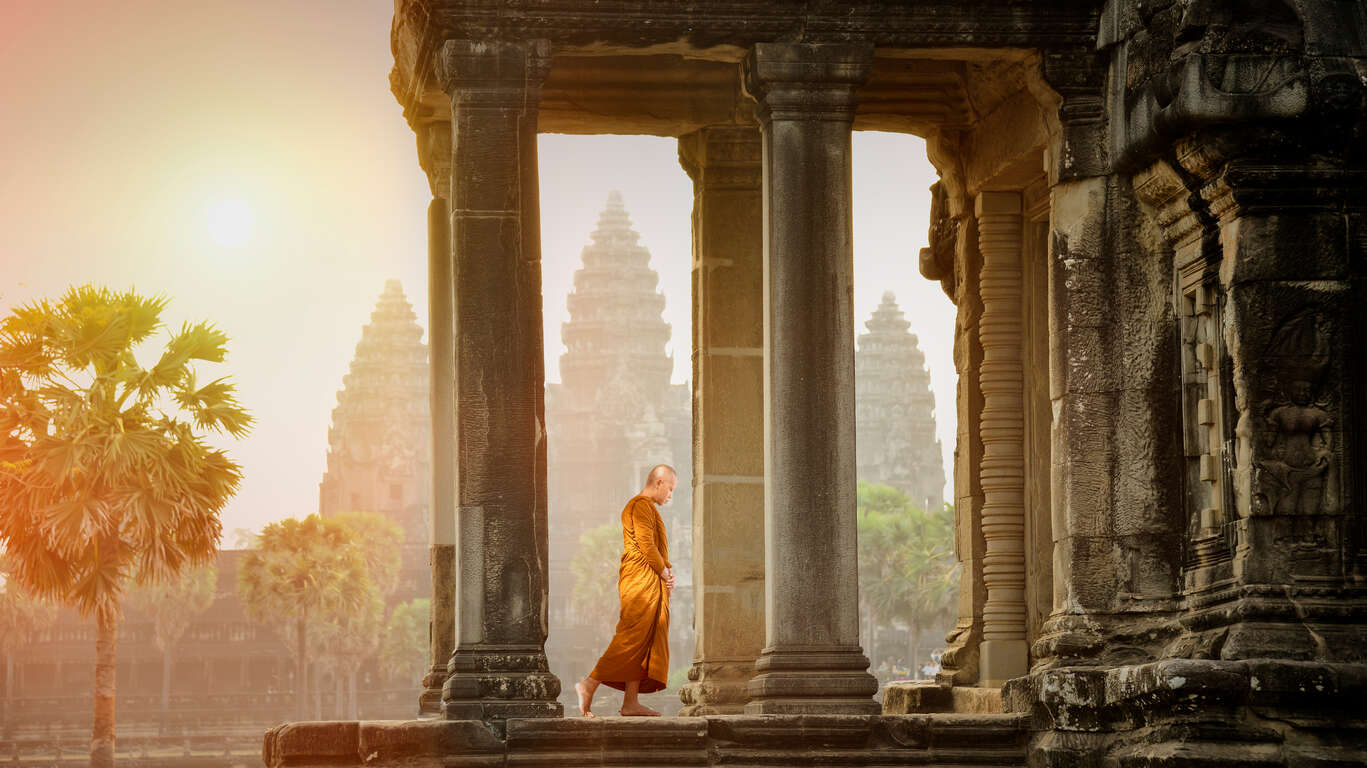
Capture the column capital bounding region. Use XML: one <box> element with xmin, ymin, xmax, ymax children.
<box><xmin>678</xmin><ymin>125</ymin><xmax>762</xmax><ymax>190</ymax></box>
<box><xmin>742</xmin><ymin>43</ymin><xmax>873</xmax><ymax>123</ymax></box>
<box><xmin>435</xmin><ymin>38</ymin><xmax>552</xmax><ymax>105</ymax></box>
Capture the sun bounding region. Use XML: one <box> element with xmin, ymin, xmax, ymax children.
<box><xmin>204</xmin><ymin>199</ymin><xmax>256</xmax><ymax>248</ymax></box>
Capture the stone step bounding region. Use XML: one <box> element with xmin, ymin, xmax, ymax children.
<box><xmin>263</xmin><ymin>714</ymin><xmax>1029</xmax><ymax>767</ymax></box>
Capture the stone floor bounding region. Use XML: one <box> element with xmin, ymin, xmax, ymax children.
<box><xmin>262</xmin><ymin>713</ymin><xmax>1028</xmax><ymax>767</ymax></box>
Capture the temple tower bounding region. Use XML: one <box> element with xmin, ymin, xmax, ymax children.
<box><xmin>318</xmin><ymin>279</ymin><xmax>431</xmax><ymax>597</ymax></box>
<box><xmin>545</xmin><ymin>191</ymin><xmax>692</xmax><ymax>712</ymax></box>
<box><xmin>856</xmin><ymin>292</ymin><xmax>944</xmax><ymax>511</ymax></box>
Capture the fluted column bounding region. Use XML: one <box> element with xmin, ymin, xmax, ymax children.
<box><xmin>677</xmin><ymin>124</ymin><xmax>765</xmax><ymax>715</ymax></box>
<box><xmin>742</xmin><ymin>42</ymin><xmax>879</xmax><ymax>715</ymax></box>
<box><xmin>974</xmin><ymin>191</ymin><xmax>1028</xmax><ymax>685</ymax></box>
<box><xmin>418</xmin><ymin>121</ymin><xmax>456</xmax><ymax>717</ymax></box>
<box><xmin>436</xmin><ymin>38</ymin><xmax>561</xmax><ymax>723</ymax></box>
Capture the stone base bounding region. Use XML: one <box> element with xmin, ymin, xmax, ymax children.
<box><xmin>1004</xmin><ymin>659</ymin><xmax>1367</xmax><ymax>766</ymax></box>
<box><xmin>744</xmin><ymin>648</ymin><xmax>880</xmax><ymax>715</ymax></box>
<box><xmin>441</xmin><ymin>647</ymin><xmax>563</xmax><ymax>724</ymax></box>
<box><xmin>261</xmin><ymin>713</ymin><xmax>1029</xmax><ymax>767</ymax></box>
<box><xmin>882</xmin><ymin>682</ymin><xmax>1003</xmax><ymax>714</ymax></box>
<box><xmin>678</xmin><ymin>660</ymin><xmax>756</xmax><ymax>716</ymax></box>
<box><xmin>978</xmin><ymin>639</ymin><xmax>1028</xmax><ymax>687</ymax></box>
<box><xmin>418</xmin><ymin>666</ymin><xmax>446</xmax><ymax>718</ymax></box>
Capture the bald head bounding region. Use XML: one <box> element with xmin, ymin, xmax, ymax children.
<box><xmin>643</xmin><ymin>464</ymin><xmax>677</xmax><ymax>505</ymax></box>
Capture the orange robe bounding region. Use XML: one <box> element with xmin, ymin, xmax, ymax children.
<box><xmin>589</xmin><ymin>494</ymin><xmax>671</xmax><ymax>693</ymax></box>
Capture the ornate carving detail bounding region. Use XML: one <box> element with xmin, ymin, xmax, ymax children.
<box><xmin>1250</xmin><ymin>309</ymin><xmax>1336</xmax><ymax>517</ymax></box>
<box><xmin>919</xmin><ymin>181</ymin><xmax>960</xmax><ymax>297</ymax></box>
<box><xmin>417</xmin><ymin>121</ymin><xmax>452</xmax><ymax>200</ymax></box>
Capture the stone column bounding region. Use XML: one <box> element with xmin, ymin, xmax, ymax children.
<box><xmin>742</xmin><ymin>42</ymin><xmax>879</xmax><ymax>715</ymax></box>
<box><xmin>417</xmin><ymin>121</ymin><xmax>456</xmax><ymax>718</ymax></box>
<box><xmin>974</xmin><ymin>191</ymin><xmax>1028</xmax><ymax>686</ymax></box>
<box><xmin>435</xmin><ymin>38</ymin><xmax>561</xmax><ymax>723</ymax></box>
<box><xmin>676</xmin><ymin>125</ymin><xmax>766</xmax><ymax>716</ymax></box>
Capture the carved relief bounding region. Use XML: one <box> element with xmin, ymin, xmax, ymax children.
<box><xmin>1251</xmin><ymin>309</ymin><xmax>1336</xmax><ymax>517</ymax></box>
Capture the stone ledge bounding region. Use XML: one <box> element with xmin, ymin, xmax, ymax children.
<box><xmin>262</xmin><ymin>714</ymin><xmax>1029</xmax><ymax>767</ymax></box>
<box><xmin>882</xmin><ymin>682</ymin><xmax>1004</xmax><ymax>714</ymax></box>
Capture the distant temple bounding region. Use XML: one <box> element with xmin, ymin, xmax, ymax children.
<box><xmin>856</xmin><ymin>292</ymin><xmax>945</xmax><ymax>511</ymax></box>
<box><xmin>543</xmin><ymin>192</ymin><xmax>692</xmax><ymax>712</ymax></box>
<box><xmin>317</xmin><ymin>278</ymin><xmax>432</xmax><ymax>598</ymax></box>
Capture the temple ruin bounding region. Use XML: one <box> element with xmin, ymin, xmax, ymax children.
<box><xmin>266</xmin><ymin>0</ymin><xmax>1366</xmax><ymax>765</ymax></box>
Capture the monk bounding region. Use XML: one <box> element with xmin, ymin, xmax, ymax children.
<box><xmin>575</xmin><ymin>465</ymin><xmax>677</xmax><ymax>717</ymax></box>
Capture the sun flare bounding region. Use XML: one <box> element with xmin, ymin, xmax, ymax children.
<box><xmin>204</xmin><ymin>199</ymin><xmax>256</xmax><ymax>248</ymax></box>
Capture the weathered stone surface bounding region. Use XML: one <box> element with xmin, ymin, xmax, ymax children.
<box><xmin>262</xmin><ymin>715</ymin><xmax>1029</xmax><ymax>767</ymax></box>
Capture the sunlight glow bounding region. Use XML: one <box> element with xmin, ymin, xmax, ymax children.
<box><xmin>204</xmin><ymin>199</ymin><xmax>256</xmax><ymax>248</ymax></box>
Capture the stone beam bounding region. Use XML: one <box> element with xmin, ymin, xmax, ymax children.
<box><xmin>435</xmin><ymin>38</ymin><xmax>561</xmax><ymax>724</ymax></box>
<box><xmin>742</xmin><ymin>41</ymin><xmax>879</xmax><ymax>716</ymax></box>
<box><xmin>677</xmin><ymin>124</ymin><xmax>765</xmax><ymax>716</ymax></box>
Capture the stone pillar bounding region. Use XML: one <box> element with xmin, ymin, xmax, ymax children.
<box><xmin>676</xmin><ymin>125</ymin><xmax>765</xmax><ymax>716</ymax></box>
<box><xmin>435</xmin><ymin>38</ymin><xmax>561</xmax><ymax>723</ymax></box>
<box><xmin>741</xmin><ymin>42</ymin><xmax>879</xmax><ymax>715</ymax></box>
<box><xmin>974</xmin><ymin>191</ymin><xmax>1028</xmax><ymax>686</ymax></box>
<box><xmin>418</xmin><ymin>121</ymin><xmax>456</xmax><ymax>718</ymax></box>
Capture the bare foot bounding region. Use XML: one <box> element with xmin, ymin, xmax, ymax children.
<box><xmin>575</xmin><ymin>681</ymin><xmax>597</xmax><ymax>718</ymax></box>
<box><xmin>618</xmin><ymin>703</ymin><xmax>661</xmax><ymax>717</ymax></box>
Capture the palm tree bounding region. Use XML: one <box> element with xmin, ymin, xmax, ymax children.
<box><xmin>0</xmin><ymin>286</ymin><xmax>249</xmax><ymax>768</ymax></box>
<box><xmin>237</xmin><ymin>515</ymin><xmax>369</xmax><ymax>721</ymax></box>
<box><xmin>125</xmin><ymin>562</ymin><xmax>217</xmax><ymax>735</ymax></box>
<box><xmin>0</xmin><ymin>554</ymin><xmax>56</xmax><ymax>739</ymax></box>
<box><xmin>857</xmin><ymin>482</ymin><xmax>958</xmax><ymax>679</ymax></box>
<box><xmin>325</xmin><ymin>511</ymin><xmax>401</xmax><ymax>718</ymax></box>
<box><xmin>381</xmin><ymin>598</ymin><xmax>430</xmax><ymax>688</ymax></box>
<box><xmin>570</xmin><ymin>523</ymin><xmax>623</xmax><ymax>631</ymax></box>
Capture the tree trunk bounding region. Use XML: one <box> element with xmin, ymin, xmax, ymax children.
<box><xmin>91</xmin><ymin>610</ymin><xmax>118</xmax><ymax>768</ymax></box>
<box><xmin>333</xmin><ymin>667</ymin><xmax>344</xmax><ymax>719</ymax></box>
<box><xmin>348</xmin><ymin>668</ymin><xmax>358</xmax><ymax>720</ymax></box>
<box><xmin>908</xmin><ymin>613</ymin><xmax>921</xmax><ymax>681</ymax></box>
<box><xmin>3</xmin><ymin>651</ymin><xmax>12</xmax><ymax>739</ymax></box>
<box><xmin>312</xmin><ymin>661</ymin><xmax>321</xmax><ymax>720</ymax></box>
<box><xmin>296</xmin><ymin>614</ymin><xmax>308</xmax><ymax>722</ymax></box>
<box><xmin>159</xmin><ymin>648</ymin><xmax>172</xmax><ymax>736</ymax></box>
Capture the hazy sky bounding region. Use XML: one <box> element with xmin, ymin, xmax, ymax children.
<box><xmin>0</xmin><ymin>2</ymin><xmax>955</xmax><ymax>537</ymax></box>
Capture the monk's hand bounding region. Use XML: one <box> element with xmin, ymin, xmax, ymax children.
<box><xmin>663</xmin><ymin>567</ymin><xmax>675</xmax><ymax>592</ymax></box>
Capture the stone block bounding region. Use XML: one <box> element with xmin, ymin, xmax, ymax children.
<box><xmin>357</xmin><ymin>720</ymin><xmax>502</xmax><ymax>764</ymax></box>
<box><xmin>696</xmin><ymin>354</ymin><xmax>764</xmax><ymax>474</ymax></box>
<box><xmin>1223</xmin><ymin>212</ymin><xmax>1350</xmax><ymax>284</ymax></box>
<box><xmin>264</xmin><ymin>721</ymin><xmax>358</xmax><ymax>767</ymax></box>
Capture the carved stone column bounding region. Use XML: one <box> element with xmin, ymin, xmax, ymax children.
<box><xmin>676</xmin><ymin>125</ymin><xmax>765</xmax><ymax>716</ymax></box>
<box><xmin>436</xmin><ymin>39</ymin><xmax>561</xmax><ymax>723</ymax></box>
<box><xmin>742</xmin><ymin>42</ymin><xmax>879</xmax><ymax>715</ymax></box>
<box><xmin>417</xmin><ymin>120</ymin><xmax>456</xmax><ymax>717</ymax></box>
<box><xmin>974</xmin><ymin>191</ymin><xmax>1028</xmax><ymax>686</ymax></box>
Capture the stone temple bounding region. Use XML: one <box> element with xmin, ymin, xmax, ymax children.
<box><xmin>856</xmin><ymin>292</ymin><xmax>945</xmax><ymax>511</ymax></box>
<box><xmin>265</xmin><ymin>1</ymin><xmax>1367</xmax><ymax>765</ymax></box>
<box><xmin>543</xmin><ymin>191</ymin><xmax>693</xmax><ymax>715</ymax></box>
<box><xmin>318</xmin><ymin>279</ymin><xmax>432</xmax><ymax>600</ymax></box>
